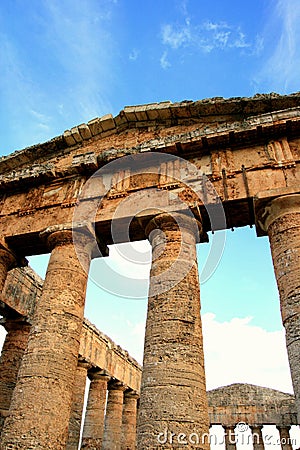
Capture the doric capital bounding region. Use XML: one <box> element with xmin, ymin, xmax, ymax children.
<box><xmin>249</xmin><ymin>425</ymin><xmax>263</xmax><ymax>432</ymax></box>
<box><xmin>145</xmin><ymin>212</ymin><xmax>203</xmax><ymax>244</ymax></box>
<box><xmin>254</xmin><ymin>192</ymin><xmax>300</xmax><ymax>236</ymax></box>
<box><xmin>77</xmin><ymin>358</ymin><xmax>92</xmax><ymax>371</ymax></box>
<box><xmin>124</xmin><ymin>389</ymin><xmax>139</xmax><ymax>400</ymax></box>
<box><xmin>88</xmin><ymin>369</ymin><xmax>111</xmax><ymax>383</ymax></box>
<box><xmin>108</xmin><ymin>380</ymin><xmax>127</xmax><ymax>392</ymax></box>
<box><xmin>40</xmin><ymin>222</ymin><xmax>97</xmax><ymax>253</ymax></box>
<box><xmin>0</xmin><ymin>238</ymin><xmax>17</xmax><ymax>270</ymax></box>
<box><xmin>276</xmin><ymin>425</ymin><xmax>291</xmax><ymax>431</ymax></box>
<box><xmin>0</xmin><ymin>317</ymin><xmax>30</xmax><ymax>332</ymax></box>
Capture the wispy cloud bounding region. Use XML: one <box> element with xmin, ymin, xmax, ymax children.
<box><xmin>160</xmin><ymin>51</ymin><xmax>171</xmax><ymax>70</ymax></box>
<box><xmin>162</xmin><ymin>20</ymin><xmax>253</xmax><ymax>52</ymax></box>
<box><xmin>40</xmin><ymin>0</ymin><xmax>116</xmax><ymax>118</ymax></box>
<box><xmin>160</xmin><ymin>11</ymin><xmax>257</xmax><ymax>68</ymax></box>
<box><xmin>254</xmin><ymin>0</ymin><xmax>300</xmax><ymax>93</ymax></box>
<box><xmin>0</xmin><ymin>0</ymin><xmax>117</xmax><ymax>154</ymax></box>
<box><xmin>129</xmin><ymin>49</ymin><xmax>139</xmax><ymax>61</ymax></box>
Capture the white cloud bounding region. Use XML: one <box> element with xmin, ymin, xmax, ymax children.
<box><xmin>161</xmin><ymin>17</ymin><xmax>254</xmax><ymax>57</ymax></box>
<box><xmin>0</xmin><ymin>0</ymin><xmax>117</xmax><ymax>153</ymax></box>
<box><xmin>40</xmin><ymin>0</ymin><xmax>116</xmax><ymax>118</ymax></box>
<box><xmin>162</xmin><ymin>22</ymin><xmax>191</xmax><ymax>49</ymax></box>
<box><xmin>123</xmin><ymin>311</ymin><xmax>293</xmax><ymax>394</ymax></box>
<box><xmin>129</xmin><ymin>49</ymin><xmax>139</xmax><ymax>61</ymax></box>
<box><xmin>160</xmin><ymin>51</ymin><xmax>171</xmax><ymax>69</ymax></box>
<box><xmin>255</xmin><ymin>0</ymin><xmax>300</xmax><ymax>93</ymax></box>
<box><xmin>202</xmin><ymin>313</ymin><xmax>293</xmax><ymax>393</ymax></box>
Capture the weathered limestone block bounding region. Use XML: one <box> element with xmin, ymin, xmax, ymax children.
<box><xmin>0</xmin><ymin>226</ymin><xmax>94</xmax><ymax>450</ymax></box>
<box><xmin>251</xmin><ymin>425</ymin><xmax>264</xmax><ymax>450</ymax></box>
<box><xmin>137</xmin><ymin>212</ymin><xmax>210</xmax><ymax>449</ymax></box>
<box><xmin>121</xmin><ymin>391</ymin><xmax>139</xmax><ymax>450</ymax></box>
<box><xmin>66</xmin><ymin>360</ymin><xmax>90</xmax><ymax>450</ymax></box>
<box><xmin>0</xmin><ymin>318</ymin><xmax>31</xmax><ymax>433</ymax></box>
<box><xmin>81</xmin><ymin>371</ymin><xmax>110</xmax><ymax>450</ymax></box>
<box><xmin>256</xmin><ymin>194</ymin><xmax>300</xmax><ymax>423</ymax></box>
<box><xmin>102</xmin><ymin>381</ymin><xmax>126</xmax><ymax>450</ymax></box>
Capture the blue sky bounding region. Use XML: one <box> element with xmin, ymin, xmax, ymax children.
<box><xmin>1</xmin><ymin>0</ymin><xmax>300</xmax><ymax>395</ymax></box>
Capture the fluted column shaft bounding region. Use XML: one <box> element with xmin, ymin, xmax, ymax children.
<box><xmin>251</xmin><ymin>425</ymin><xmax>264</xmax><ymax>450</ymax></box>
<box><xmin>81</xmin><ymin>372</ymin><xmax>110</xmax><ymax>449</ymax></box>
<box><xmin>224</xmin><ymin>426</ymin><xmax>236</xmax><ymax>450</ymax></box>
<box><xmin>137</xmin><ymin>212</ymin><xmax>209</xmax><ymax>449</ymax></box>
<box><xmin>102</xmin><ymin>382</ymin><xmax>125</xmax><ymax>450</ymax></box>
<box><xmin>277</xmin><ymin>426</ymin><xmax>292</xmax><ymax>450</ymax></box>
<box><xmin>66</xmin><ymin>361</ymin><xmax>90</xmax><ymax>450</ymax></box>
<box><xmin>257</xmin><ymin>194</ymin><xmax>300</xmax><ymax>422</ymax></box>
<box><xmin>0</xmin><ymin>319</ymin><xmax>31</xmax><ymax>433</ymax></box>
<box><xmin>121</xmin><ymin>391</ymin><xmax>139</xmax><ymax>450</ymax></box>
<box><xmin>0</xmin><ymin>226</ymin><xmax>93</xmax><ymax>449</ymax></box>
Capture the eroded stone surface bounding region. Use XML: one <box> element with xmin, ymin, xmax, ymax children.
<box><xmin>137</xmin><ymin>213</ymin><xmax>209</xmax><ymax>449</ymax></box>
<box><xmin>0</xmin><ymin>318</ymin><xmax>30</xmax><ymax>432</ymax></box>
<box><xmin>66</xmin><ymin>361</ymin><xmax>90</xmax><ymax>450</ymax></box>
<box><xmin>81</xmin><ymin>371</ymin><xmax>110</xmax><ymax>449</ymax></box>
<box><xmin>102</xmin><ymin>382</ymin><xmax>126</xmax><ymax>450</ymax></box>
<box><xmin>256</xmin><ymin>194</ymin><xmax>300</xmax><ymax>423</ymax></box>
<box><xmin>0</xmin><ymin>229</ymin><xmax>92</xmax><ymax>449</ymax></box>
<box><xmin>121</xmin><ymin>391</ymin><xmax>139</xmax><ymax>450</ymax></box>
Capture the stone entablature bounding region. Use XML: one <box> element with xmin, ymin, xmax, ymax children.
<box><xmin>1</xmin><ymin>93</ymin><xmax>300</xmax><ymax>176</ymax></box>
<box><xmin>0</xmin><ymin>94</ymin><xmax>299</xmax><ymax>258</ymax></box>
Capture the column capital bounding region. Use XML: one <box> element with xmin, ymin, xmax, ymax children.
<box><xmin>254</xmin><ymin>192</ymin><xmax>300</xmax><ymax>236</ymax></box>
<box><xmin>124</xmin><ymin>389</ymin><xmax>139</xmax><ymax>400</ymax></box>
<box><xmin>40</xmin><ymin>222</ymin><xmax>97</xmax><ymax>252</ymax></box>
<box><xmin>77</xmin><ymin>358</ymin><xmax>91</xmax><ymax>371</ymax></box>
<box><xmin>88</xmin><ymin>369</ymin><xmax>111</xmax><ymax>382</ymax></box>
<box><xmin>0</xmin><ymin>239</ymin><xmax>17</xmax><ymax>270</ymax></box>
<box><xmin>224</xmin><ymin>425</ymin><xmax>236</xmax><ymax>430</ymax></box>
<box><xmin>0</xmin><ymin>317</ymin><xmax>30</xmax><ymax>332</ymax></box>
<box><xmin>276</xmin><ymin>425</ymin><xmax>291</xmax><ymax>431</ymax></box>
<box><xmin>108</xmin><ymin>380</ymin><xmax>126</xmax><ymax>391</ymax></box>
<box><xmin>250</xmin><ymin>424</ymin><xmax>263</xmax><ymax>430</ymax></box>
<box><xmin>145</xmin><ymin>211</ymin><xmax>204</xmax><ymax>243</ymax></box>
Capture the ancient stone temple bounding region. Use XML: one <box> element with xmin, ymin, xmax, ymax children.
<box><xmin>0</xmin><ymin>92</ymin><xmax>299</xmax><ymax>449</ymax></box>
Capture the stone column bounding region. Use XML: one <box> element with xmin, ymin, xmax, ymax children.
<box><xmin>277</xmin><ymin>426</ymin><xmax>293</xmax><ymax>450</ymax></box>
<box><xmin>0</xmin><ymin>318</ymin><xmax>31</xmax><ymax>433</ymax></box>
<box><xmin>224</xmin><ymin>426</ymin><xmax>236</xmax><ymax>450</ymax></box>
<box><xmin>121</xmin><ymin>390</ymin><xmax>139</xmax><ymax>450</ymax></box>
<box><xmin>0</xmin><ymin>225</ymin><xmax>94</xmax><ymax>450</ymax></box>
<box><xmin>255</xmin><ymin>194</ymin><xmax>300</xmax><ymax>422</ymax></box>
<box><xmin>251</xmin><ymin>425</ymin><xmax>264</xmax><ymax>450</ymax></box>
<box><xmin>137</xmin><ymin>212</ymin><xmax>210</xmax><ymax>449</ymax></box>
<box><xmin>0</xmin><ymin>240</ymin><xmax>16</xmax><ymax>292</ymax></box>
<box><xmin>102</xmin><ymin>381</ymin><xmax>126</xmax><ymax>450</ymax></box>
<box><xmin>66</xmin><ymin>360</ymin><xmax>90</xmax><ymax>450</ymax></box>
<box><xmin>81</xmin><ymin>371</ymin><xmax>110</xmax><ymax>449</ymax></box>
